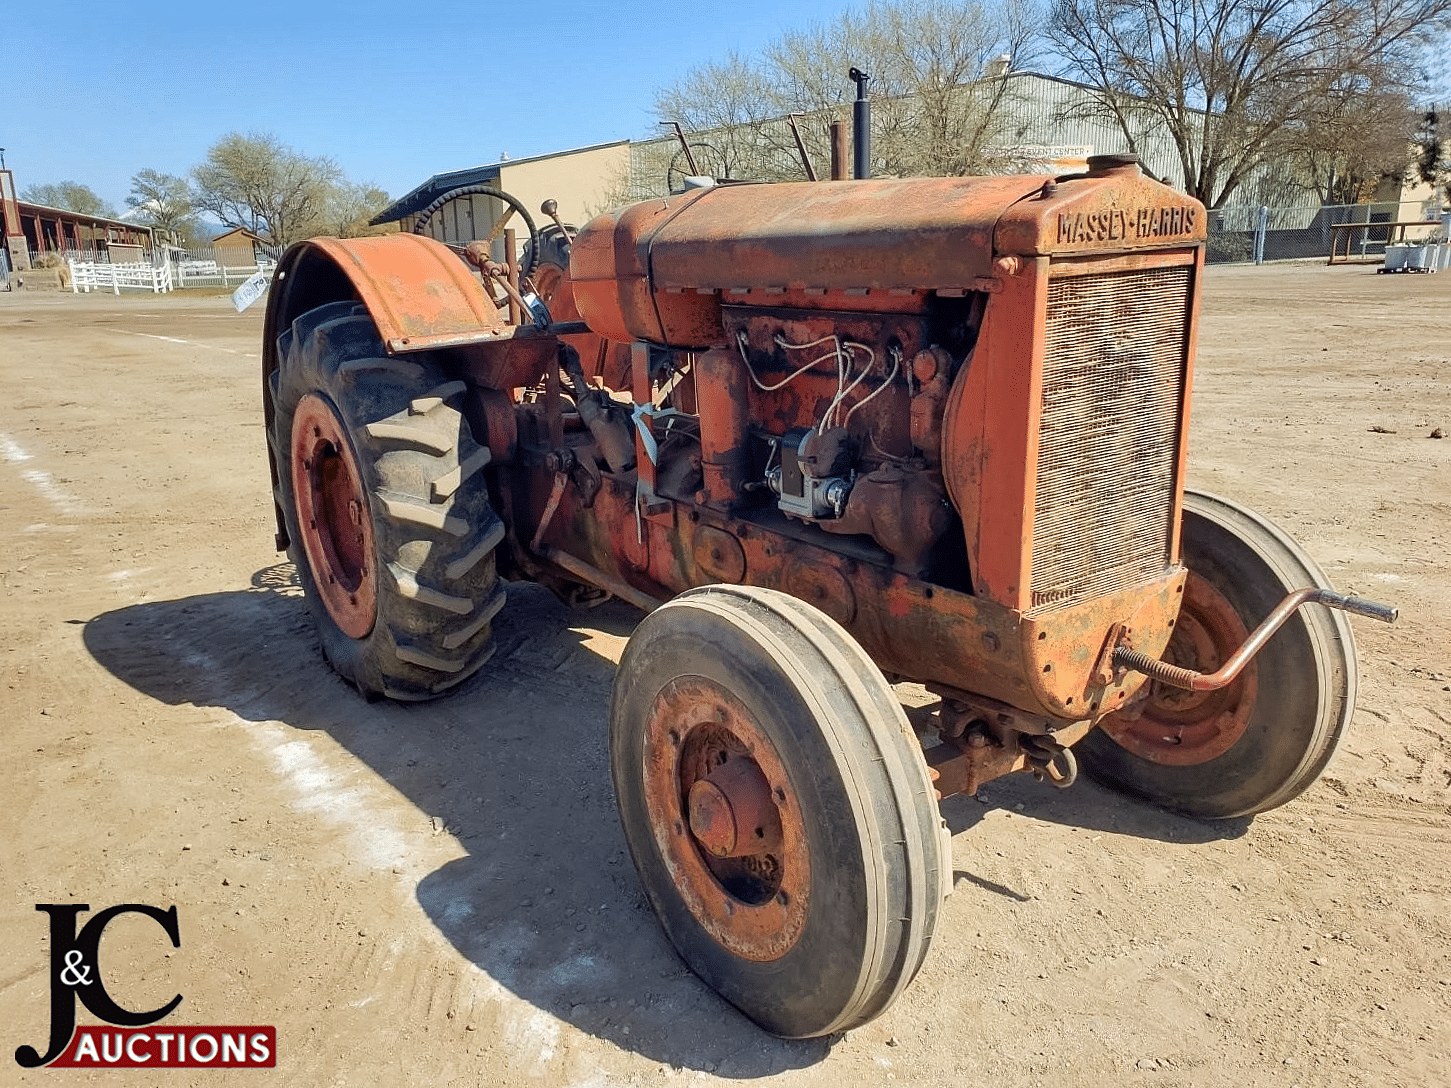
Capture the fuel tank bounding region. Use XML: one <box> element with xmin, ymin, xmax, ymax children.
<box><xmin>568</xmin><ymin>158</ymin><xmax>1205</xmax><ymax>349</ymax></box>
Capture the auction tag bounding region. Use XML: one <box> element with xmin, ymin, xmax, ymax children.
<box><xmin>231</xmin><ymin>270</ymin><xmax>270</xmax><ymax>313</ymax></box>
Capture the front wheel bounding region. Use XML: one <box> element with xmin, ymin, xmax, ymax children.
<box><xmin>610</xmin><ymin>586</ymin><xmax>944</xmax><ymax>1038</ymax></box>
<box><xmin>269</xmin><ymin>301</ymin><xmax>506</xmax><ymax>701</ymax></box>
<box><xmin>1079</xmin><ymin>490</ymin><xmax>1357</xmax><ymax>818</ymax></box>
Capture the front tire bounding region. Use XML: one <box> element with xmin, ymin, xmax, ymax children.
<box><xmin>1080</xmin><ymin>490</ymin><xmax>1357</xmax><ymax>818</ymax></box>
<box><xmin>610</xmin><ymin>585</ymin><xmax>944</xmax><ymax>1038</ymax></box>
<box><xmin>270</xmin><ymin>301</ymin><xmax>506</xmax><ymax>701</ymax></box>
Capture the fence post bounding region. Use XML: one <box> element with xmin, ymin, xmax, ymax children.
<box><xmin>1254</xmin><ymin>206</ymin><xmax>1268</xmax><ymax>264</ymax></box>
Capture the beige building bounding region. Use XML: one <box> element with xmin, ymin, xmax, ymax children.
<box><xmin>372</xmin><ymin>141</ymin><xmax>631</xmax><ymax>261</ymax></box>
<box><xmin>212</xmin><ymin>227</ymin><xmax>272</xmax><ymax>268</ymax></box>
<box><xmin>375</xmin><ymin>80</ymin><xmax>1445</xmax><ymax>268</ymax></box>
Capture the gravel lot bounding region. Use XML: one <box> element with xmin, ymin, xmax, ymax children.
<box><xmin>1</xmin><ymin>262</ymin><xmax>1448</xmax><ymax>1086</ymax></box>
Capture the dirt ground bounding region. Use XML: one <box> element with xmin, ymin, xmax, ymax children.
<box><xmin>1</xmin><ymin>262</ymin><xmax>1447</xmax><ymax>1088</ymax></box>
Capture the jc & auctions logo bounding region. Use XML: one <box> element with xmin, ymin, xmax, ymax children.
<box><xmin>14</xmin><ymin>904</ymin><xmax>275</xmax><ymax>1069</ymax></box>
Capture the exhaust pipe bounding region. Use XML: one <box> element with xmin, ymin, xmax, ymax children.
<box><xmin>849</xmin><ymin>67</ymin><xmax>871</xmax><ymax>179</ymax></box>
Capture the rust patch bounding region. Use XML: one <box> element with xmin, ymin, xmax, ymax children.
<box><xmin>290</xmin><ymin>394</ymin><xmax>376</xmax><ymax>639</ymax></box>
<box><xmin>1096</xmin><ymin>570</ymin><xmax>1257</xmax><ymax>765</ymax></box>
<box><xmin>781</xmin><ymin>560</ymin><xmax>855</xmax><ymax>627</ymax></box>
<box><xmin>643</xmin><ymin>676</ymin><xmax>810</xmax><ymax>962</ymax></box>
<box><xmin>293</xmin><ymin>234</ymin><xmax>506</xmax><ymax>353</ymax></box>
<box><xmin>1019</xmin><ymin>570</ymin><xmax>1186</xmax><ymax>719</ymax></box>
<box><xmin>693</xmin><ymin>524</ymin><xmax>747</xmax><ymax>583</ymax></box>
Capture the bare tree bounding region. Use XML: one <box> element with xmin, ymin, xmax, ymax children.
<box><xmin>20</xmin><ymin>181</ymin><xmax>114</xmax><ymax>217</ymax></box>
<box><xmin>192</xmin><ymin>133</ymin><xmax>343</xmax><ymax>248</ymax></box>
<box><xmin>1289</xmin><ymin>86</ymin><xmax>1421</xmax><ymax>206</ymax></box>
<box><xmin>126</xmin><ymin>169</ymin><xmax>201</xmax><ymax>246</ymax></box>
<box><xmin>653</xmin><ymin>53</ymin><xmax>783</xmax><ymax>181</ymax></box>
<box><xmin>1047</xmin><ymin>0</ymin><xmax>1451</xmax><ymax>208</ymax></box>
<box><xmin>650</xmin><ymin>0</ymin><xmax>1043</xmax><ymax>186</ymax></box>
<box><xmin>768</xmin><ymin>0</ymin><xmax>1042</xmax><ymax>177</ymax></box>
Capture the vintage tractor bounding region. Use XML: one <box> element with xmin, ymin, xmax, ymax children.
<box><xmin>261</xmin><ymin>154</ymin><xmax>1395</xmax><ymax>1038</ymax></box>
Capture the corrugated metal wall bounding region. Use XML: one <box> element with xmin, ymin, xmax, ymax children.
<box><xmin>632</xmin><ymin>72</ymin><xmax>1274</xmax><ymax>207</ymax></box>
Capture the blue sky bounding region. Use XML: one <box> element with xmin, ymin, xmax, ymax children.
<box><xmin>6</xmin><ymin>1</ymin><xmax>862</xmax><ymax>211</ymax></box>
<box><xmin>10</xmin><ymin>2</ymin><xmax>1448</xmax><ymax>215</ymax></box>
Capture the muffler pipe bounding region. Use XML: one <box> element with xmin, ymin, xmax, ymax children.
<box><xmin>849</xmin><ymin>67</ymin><xmax>871</xmax><ymax>179</ymax></box>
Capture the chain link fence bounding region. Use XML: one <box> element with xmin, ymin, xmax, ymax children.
<box><xmin>1207</xmin><ymin>203</ymin><xmax>1450</xmax><ymax>265</ymax></box>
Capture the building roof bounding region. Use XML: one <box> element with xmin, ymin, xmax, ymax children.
<box><xmin>212</xmin><ymin>227</ymin><xmax>268</xmax><ymax>244</ymax></box>
<box><xmin>18</xmin><ymin>201</ymin><xmax>155</xmax><ymax>234</ymax></box>
<box><xmin>371</xmin><ymin>139</ymin><xmax>629</xmax><ymax>224</ymax></box>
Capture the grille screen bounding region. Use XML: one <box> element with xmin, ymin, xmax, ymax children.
<box><xmin>1029</xmin><ymin>265</ymin><xmax>1191</xmax><ymax>610</ymax></box>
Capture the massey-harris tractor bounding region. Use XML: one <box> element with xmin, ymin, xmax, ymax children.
<box><xmin>261</xmin><ymin>154</ymin><xmax>1395</xmax><ymax>1037</ymax></box>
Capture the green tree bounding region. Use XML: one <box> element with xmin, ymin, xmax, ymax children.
<box><xmin>322</xmin><ymin>181</ymin><xmax>395</xmax><ymax>238</ymax></box>
<box><xmin>126</xmin><ymin>169</ymin><xmax>201</xmax><ymax>246</ymax></box>
<box><xmin>1415</xmin><ymin>106</ymin><xmax>1450</xmax><ymax>200</ymax></box>
<box><xmin>20</xmin><ymin>181</ymin><xmax>115</xmax><ymax>217</ymax></box>
<box><xmin>191</xmin><ymin>132</ymin><xmax>342</xmax><ymax>248</ymax></box>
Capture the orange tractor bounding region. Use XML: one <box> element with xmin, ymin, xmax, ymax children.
<box><xmin>261</xmin><ymin>154</ymin><xmax>1394</xmax><ymax>1037</ymax></box>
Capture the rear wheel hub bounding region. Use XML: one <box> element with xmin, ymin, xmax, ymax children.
<box><xmin>290</xmin><ymin>393</ymin><xmax>377</xmax><ymax>639</ymax></box>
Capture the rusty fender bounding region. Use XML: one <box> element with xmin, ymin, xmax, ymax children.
<box><xmin>262</xmin><ymin>234</ymin><xmax>561</xmax><ymax>549</ymax></box>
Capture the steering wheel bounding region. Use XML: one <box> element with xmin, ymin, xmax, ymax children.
<box><xmin>411</xmin><ymin>184</ymin><xmax>542</xmax><ymax>280</ymax></box>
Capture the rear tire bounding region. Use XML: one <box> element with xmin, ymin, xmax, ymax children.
<box><xmin>1080</xmin><ymin>490</ymin><xmax>1357</xmax><ymax>818</ymax></box>
<box><xmin>610</xmin><ymin>585</ymin><xmax>943</xmax><ymax>1037</ymax></box>
<box><xmin>270</xmin><ymin>301</ymin><xmax>506</xmax><ymax>701</ymax></box>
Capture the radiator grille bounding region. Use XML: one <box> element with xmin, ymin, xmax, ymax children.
<box><xmin>1029</xmin><ymin>265</ymin><xmax>1191</xmax><ymax>611</ymax></box>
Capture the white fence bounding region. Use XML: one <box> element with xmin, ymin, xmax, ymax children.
<box><xmin>174</xmin><ymin>258</ymin><xmax>278</xmax><ymax>288</ymax></box>
<box><xmin>69</xmin><ymin>259</ymin><xmax>174</xmax><ymax>294</ymax></box>
<box><xmin>66</xmin><ymin>254</ymin><xmax>277</xmax><ymax>294</ymax></box>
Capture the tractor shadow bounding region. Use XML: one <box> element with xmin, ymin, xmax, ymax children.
<box><xmin>84</xmin><ymin>564</ymin><xmax>1244</xmax><ymax>1072</ymax></box>
<box><xmin>939</xmin><ymin>760</ymin><xmax>1250</xmax><ymax>844</ymax></box>
<box><xmin>82</xmin><ymin>566</ymin><xmax>825</xmax><ymax>1075</ymax></box>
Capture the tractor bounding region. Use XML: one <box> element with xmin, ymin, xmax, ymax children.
<box><xmin>260</xmin><ymin>153</ymin><xmax>1395</xmax><ymax>1038</ymax></box>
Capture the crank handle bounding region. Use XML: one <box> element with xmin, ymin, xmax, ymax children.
<box><xmin>1115</xmin><ymin>587</ymin><xmax>1397</xmax><ymax>692</ymax></box>
<box><xmin>1316</xmin><ymin>590</ymin><xmax>1398</xmax><ymax>624</ymax></box>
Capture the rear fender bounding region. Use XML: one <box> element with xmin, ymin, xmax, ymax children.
<box><xmin>262</xmin><ymin>233</ymin><xmax>506</xmax><ymax>550</ymax></box>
